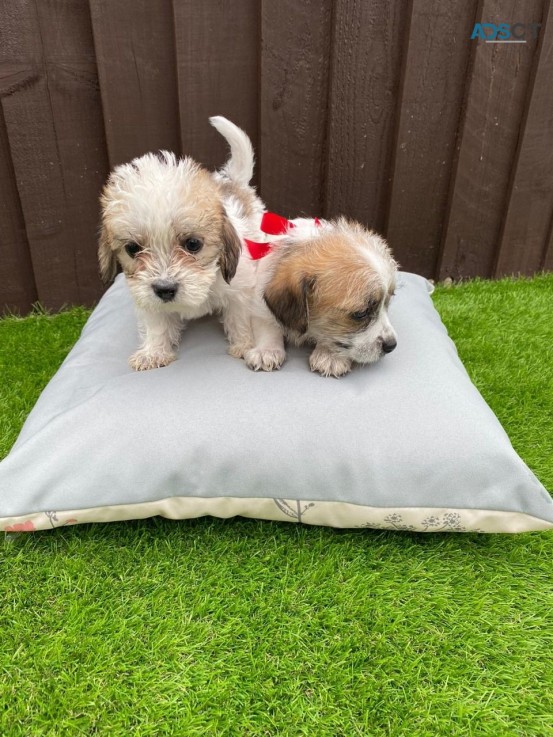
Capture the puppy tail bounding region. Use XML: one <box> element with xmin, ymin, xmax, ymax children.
<box><xmin>210</xmin><ymin>116</ymin><xmax>254</xmax><ymax>186</ymax></box>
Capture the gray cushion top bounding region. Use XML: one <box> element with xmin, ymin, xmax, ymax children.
<box><xmin>1</xmin><ymin>272</ymin><xmax>551</xmax><ymax>531</ymax></box>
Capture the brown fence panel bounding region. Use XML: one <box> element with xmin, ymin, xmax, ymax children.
<box><xmin>90</xmin><ymin>0</ymin><xmax>181</xmax><ymax>168</ymax></box>
<box><xmin>439</xmin><ymin>0</ymin><xmax>544</xmax><ymax>280</ymax></box>
<box><xmin>494</xmin><ymin>0</ymin><xmax>553</xmax><ymax>275</ymax></box>
<box><xmin>0</xmin><ymin>0</ymin><xmax>552</xmax><ymax>314</ymax></box>
<box><xmin>544</xmin><ymin>222</ymin><xmax>553</xmax><ymax>270</ymax></box>
<box><xmin>0</xmin><ymin>0</ymin><xmax>108</xmax><ymax>311</ymax></box>
<box><xmin>324</xmin><ymin>0</ymin><xmax>407</xmax><ymax>233</ymax></box>
<box><xmin>385</xmin><ymin>0</ymin><xmax>478</xmax><ymax>277</ymax></box>
<box><xmin>173</xmin><ymin>0</ymin><xmax>259</xmax><ymax>172</ymax></box>
<box><xmin>259</xmin><ymin>0</ymin><xmax>333</xmax><ymax>216</ymax></box>
<box><xmin>0</xmin><ymin>109</ymin><xmax>36</xmax><ymax>314</ymax></box>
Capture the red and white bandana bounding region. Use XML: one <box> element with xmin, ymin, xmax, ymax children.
<box><xmin>244</xmin><ymin>212</ymin><xmax>322</xmax><ymax>260</ymax></box>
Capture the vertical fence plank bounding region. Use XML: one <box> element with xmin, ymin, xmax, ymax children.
<box><xmin>543</xmin><ymin>216</ymin><xmax>553</xmax><ymax>270</ymax></box>
<box><xmin>0</xmin><ymin>109</ymin><xmax>36</xmax><ymax>313</ymax></box>
<box><xmin>439</xmin><ymin>0</ymin><xmax>543</xmax><ymax>280</ymax></box>
<box><xmin>173</xmin><ymin>0</ymin><xmax>259</xmax><ymax>173</ymax></box>
<box><xmin>324</xmin><ymin>0</ymin><xmax>407</xmax><ymax>233</ymax></box>
<box><xmin>1</xmin><ymin>0</ymin><xmax>551</xmax><ymax>313</ymax></box>
<box><xmin>259</xmin><ymin>0</ymin><xmax>333</xmax><ymax>216</ymax></box>
<box><xmin>0</xmin><ymin>0</ymin><xmax>108</xmax><ymax>310</ymax></box>
<box><xmin>385</xmin><ymin>0</ymin><xmax>478</xmax><ymax>277</ymax></box>
<box><xmin>90</xmin><ymin>0</ymin><xmax>180</xmax><ymax>167</ymax></box>
<box><xmin>494</xmin><ymin>0</ymin><xmax>553</xmax><ymax>275</ymax></box>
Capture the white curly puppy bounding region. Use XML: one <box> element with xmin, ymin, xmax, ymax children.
<box><xmin>98</xmin><ymin>117</ymin><xmax>285</xmax><ymax>372</ymax></box>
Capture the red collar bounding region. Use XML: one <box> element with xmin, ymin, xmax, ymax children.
<box><xmin>244</xmin><ymin>212</ymin><xmax>321</xmax><ymax>260</ymax></box>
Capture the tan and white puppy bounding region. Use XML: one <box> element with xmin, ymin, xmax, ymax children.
<box><xmin>98</xmin><ymin>117</ymin><xmax>285</xmax><ymax>372</ymax></box>
<box><xmin>258</xmin><ymin>218</ymin><xmax>398</xmax><ymax>377</ymax></box>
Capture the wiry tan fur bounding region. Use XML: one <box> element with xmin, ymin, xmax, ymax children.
<box><xmin>259</xmin><ymin>218</ymin><xmax>398</xmax><ymax>377</ymax></box>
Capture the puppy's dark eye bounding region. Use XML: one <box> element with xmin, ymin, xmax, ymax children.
<box><xmin>125</xmin><ymin>242</ymin><xmax>142</xmax><ymax>258</ymax></box>
<box><xmin>181</xmin><ymin>237</ymin><xmax>203</xmax><ymax>253</ymax></box>
<box><xmin>351</xmin><ymin>300</ymin><xmax>378</xmax><ymax>321</ymax></box>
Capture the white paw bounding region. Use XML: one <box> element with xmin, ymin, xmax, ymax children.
<box><xmin>129</xmin><ymin>349</ymin><xmax>176</xmax><ymax>371</ymax></box>
<box><xmin>244</xmin><ymin>347</ymin><xmax>286</xmax><ymax>372</ymax></box>
<box><xmin>309</xmin><ymin>348</ymin><xmax>351</xmax><ymax>378</ymax></box>
<box><xmin>228</xmin><ymin>342</ymin><xmax>253</xmax><ymax>360</ymax></box>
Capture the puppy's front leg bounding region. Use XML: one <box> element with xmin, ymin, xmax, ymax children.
<box><xmin>223</xmin><ymin>303</ymin><xmax>255</xmax><ymax>360</ymax></box>
<box><xmin>309</xmin><ymin>344</ymin><xmax>352</xmax><ymax>378</ymax></box>
<box><xmin>244</xmin><ymin>314</ymin><xmax>286</xmax><ymax>372</ymax></box>
<box><xmin>223</xmin><ymin>299</ymin><xmax>285</xmax><ymax>371</ymax></box>
<box><xmin>129</xmin><ymin>310</ymin><xmax>183</xmax><ymax>371</ymax></box>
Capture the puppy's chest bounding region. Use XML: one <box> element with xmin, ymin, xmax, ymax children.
<box><xmin>177</xmin><ymin>298</ymin><xmax>221</xmax><ymax>320</ymax></box>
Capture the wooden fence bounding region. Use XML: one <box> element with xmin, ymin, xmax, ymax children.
<box><xmin>1</xmin><ymin>0</ymin><xmax>552</xmax><ymax>313</ymax></box>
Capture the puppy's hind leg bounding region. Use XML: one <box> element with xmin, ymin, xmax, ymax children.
<box><xmin>129</xmin><ymin>310</ymin><xmax>183</xmax><ymax>371</ymax></box>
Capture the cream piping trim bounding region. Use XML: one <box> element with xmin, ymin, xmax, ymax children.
<box><xmin>2</xmin><ymin>496</ymin><xmax>553</xmax><ymax>533</ymax></box>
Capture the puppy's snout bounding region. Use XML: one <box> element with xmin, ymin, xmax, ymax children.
<box><xmin>381</xmin><ymin>337</ymin><xmax>397</xmax><ymax>354</ymax></box>
<box><xmin>152</xmin><ymin>281</ymin><xmax>178</xmax><ymax>302</ymax></box>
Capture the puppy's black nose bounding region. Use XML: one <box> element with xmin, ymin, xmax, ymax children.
<box><xmin>382</xmin><ymin>338</ymin><xmax>397</xmax><ymax>354</ymax></box>
<box><xmin>152</xmin><ymin>282</ymin><xmax>178</xmax><ymax>302</ymax></box>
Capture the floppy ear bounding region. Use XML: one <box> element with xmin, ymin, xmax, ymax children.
<box><xmin>219</xmin><ymin>215</ymin><xmax>241</xmax><ymax>283</ymax></box>
<box><xmin>98</xmin><ymin>222</ymin><xmax>117</xmax><ymax>284</ymax></box>
<box><xmin>264</xmin><ymin>271</ymin><xmax>314</xmax><ymax>335</ymax></box>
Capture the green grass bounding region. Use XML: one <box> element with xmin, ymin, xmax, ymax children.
<box><xmin>1</xmin><ymin>275</ymin><xmax>552</xmax><ymax>736</ymax></box>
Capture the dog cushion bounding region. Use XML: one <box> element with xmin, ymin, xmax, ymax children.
<box><xmin>1</xmin><ymin>273</ymin><xmax>551</xmax><ymax>534</ymax></box>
